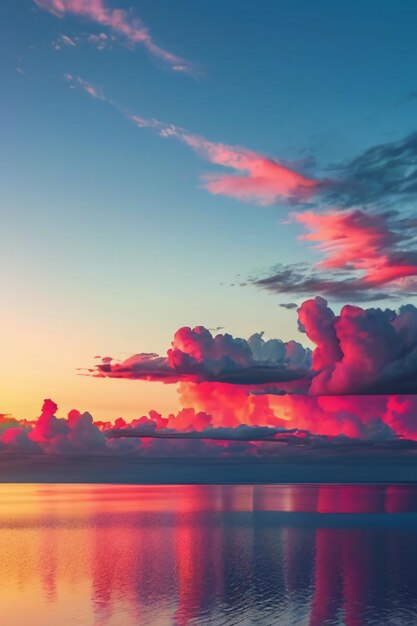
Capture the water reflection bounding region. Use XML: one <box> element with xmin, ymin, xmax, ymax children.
<box><xmin>0</xmin><ymin>484</ymin><xmax>417</xmax><ymax>625</ymax></box>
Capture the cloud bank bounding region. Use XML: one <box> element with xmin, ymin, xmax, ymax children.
<box><xmin>7</xmin><ymin>297</ymin><xmax>417</xmax><ymax>460</ymax></box>
<box><xmin>93</xmin><ymin>326</ymin><xmax>311</xmax><ymax>385</ymax></box>
<box><xmin>93</xmin><ymin>298</ymin><xmax>417</xmax><ymax>399</ymax></box>
<box><xmin>3</xmin><ymin>393</ymin><xmax>417</xmax><ymax>465</ymax></box>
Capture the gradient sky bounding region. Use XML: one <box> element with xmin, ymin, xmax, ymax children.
<box><xmin>2</xmin><ymin>0</ymin><xmax>417</xmax><ymax>420</ymax></box>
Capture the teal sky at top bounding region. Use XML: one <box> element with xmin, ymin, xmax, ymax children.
<box><xmin>1</xmin><ymin>0</ymin><xmax>417</xmax><ymax>418</ymax></box>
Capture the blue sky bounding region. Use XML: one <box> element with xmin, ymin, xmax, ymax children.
<box><xmin>1</xmin><ymin>0</ymin><xmax>417</xmax><ymax>419</ymax></box>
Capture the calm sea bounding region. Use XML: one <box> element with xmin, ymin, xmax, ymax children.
<box><xmin>1</xmin><ymin>483</ymin><xmax>417</xmax><ymax>625</ymax></box>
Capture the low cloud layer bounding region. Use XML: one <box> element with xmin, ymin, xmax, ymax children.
<box><xmin>9</xmin><ymin>296</ymin><xmax>417</xmax><ymax>457</ymax></box>
<box><xmin>3</xmin><ymin>394</ymin><xmax>417</xmax><ymax>465</ymax></box>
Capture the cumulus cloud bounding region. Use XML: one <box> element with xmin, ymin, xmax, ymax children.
<box><xmin>93</xmin><ymin>326</ymin><xmax>311</xmax><ymax>386</ymax></box>
<box><xmin>4</xmin><ymin>392</ymin><xmax>417</xmax><ymax>461</ymax></box>
<box><xmin>35</xmin><ymin>0</ymin><xmax>195</xmax><ymax>73</ymax></box>
<box><xmin>299</xmin><ymin>296</ymin><xmax>417</xmax><ymax>395</ymax></box>
<box><xmin>3</xmin><ymin>395</ymin><xmax>417</xmax><ymax>466</ymax></box>
<box><xmin>79</xmin><ymin>295</ymin><xmax>417</xmax><ymax>444</ymax></box>
<box><xmin>93</xmin><ymin>297</ymin><xmax>417</xmax><ymax>402</ymax></box>
<box><xmin>0</xmin><ymin>399</ymin><xmax>333</xmax><ymax>460</ymax></box>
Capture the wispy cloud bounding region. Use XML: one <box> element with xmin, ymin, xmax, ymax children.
<box><xmin>251</xmin><ymin>130</ymin><xmax>417</xmax><ymax>301</ymax></box>
<box><xmin>53</xmin><ymin>33</ymin><xmax>77</xmax><ymax>49</ymax></box>
<box><xmin>35</xmin><ymin>0</ymin><xmax>196</xmax><ymax>74</ymax></box>
<box><xmin>252</xmin><ymin>263</ymin><xmax>398</xmax><ymax>302</ymax></box>
<box><xmin>64</xmin><ymin>76</ymin><xmax>318</xmax><ymax>205</ymax></box>
<box><xmin>63</xmin><ymin>70</ymin><xmax>417</xmax><ymax>301</ymax></box>
<box><xmin>53</xmin><ymin>31</ymin><xmax>115</xmax><ymax>50</ymax></box>
<box><xmin>64</xmin><ymin>73</ymin><xmax>104</xmax><ymax>99</ymax></box>
<box><xmin>325</xmin><ymin>131</ymin><xmax>417</xmax><ymax>209</ymax></box>
<box><xmin>252</xmin><ymin>209</ymin><xmax>417</xmax><ymax>301</ymax></box>
<box><xmin>129</xmin><ymin>113</ymin><xmax>318</xmax><ymax>204</ymax></box>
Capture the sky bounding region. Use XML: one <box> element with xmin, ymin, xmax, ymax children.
<box><xmin>2</xmin><ymin>0</ymin><xmax>417</xmax><ymax>425</ymax></box>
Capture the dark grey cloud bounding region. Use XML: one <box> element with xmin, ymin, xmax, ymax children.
<box><xmin>279</xmin><ymin>302</ymin><xmax>299</xmax><ymax>310</ymax></box>
<box><xmin>325</xmin><ymin>131</ymin><xmax>417</xmax><ymax>208</ymax></box>
<box><xmin>250</xmin><ymin>263</ymin><xmax>397</xmax><ymax>303</ymax></box>
<box><xmin>106</xmin><ymin>424</ymin><xmax>295</xmax><ymax>441</ymax></box>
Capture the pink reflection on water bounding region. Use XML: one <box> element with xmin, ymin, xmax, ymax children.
<box><xmin>0</xmin><ymin>484</ymin><xmax>416</xmax><ymax>625</ymax></box>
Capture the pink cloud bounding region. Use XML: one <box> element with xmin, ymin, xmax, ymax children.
<box><xmin>93</xmin><ymin>325</ymin><xmax>311</xmax><ymax>385</ymax></box>
<box><xmin>294</xmin><ymin>209</ymin><xmax>417</xmax><ymax>292</ymax></box>
<box><xmin>183</xmin><ymin>134</ymin><xmax>318</xmax><ymax>205</ymax></box>
<box><xmin>63</xmin><ymin>74</ymin><xmax>318</xmax><ymax>205</ymax></box>
<box><xmin>92</xmin><ymin>297</ymin><xmax>417</xmax><ymax>398</ymax></box>
<box><xmin>3</xmin><ymin>395</ymin><xmax>417</xmax><ymax>464</ymax></box>
<box><xmin>297</xmin><ymin>210</ymin><xmax>396</xmax><ymax>271</ymax></box>
<box><xmin>298</xmin><ymin>296</ymin><xmax>417</xmax><ymax>396</ymax></box>
<box><xmin>35</xmin><ymin>0</ymin><xmax>195</xmax><ymax>73</ymax></box>
<box><xmin>129</xmin><ymin>115</ymin><xmax>318</xmax><ymax>205</ymax></box>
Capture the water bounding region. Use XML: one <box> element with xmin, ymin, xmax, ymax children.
<box><xmin>1</xmin><ymin>484</ymin><xmax>417</xmax><ymax>625</ymax></box>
